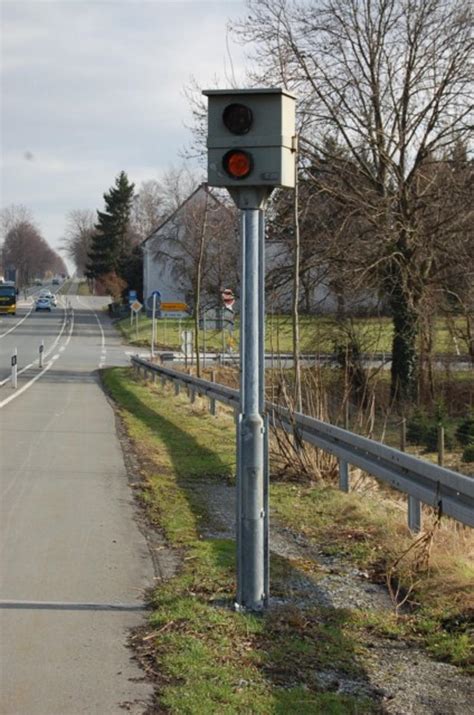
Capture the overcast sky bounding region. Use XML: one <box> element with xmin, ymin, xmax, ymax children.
<box><xmin>0</xmin><ymin>0</ymin><xmax>250</xmax><ymax>268</ymax></box>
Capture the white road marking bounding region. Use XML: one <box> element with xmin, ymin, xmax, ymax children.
<box><xmin>0</xmin><ymin>306</ymin><xmax>70</xmax><ymax>387</ymax></box>
<box><xmin>76</xmin><ymin>295</ymin><xmax>107</xmax><ymax>369</ymax></box>
<box><xmin>0</xmin><ymin>285</ymin><xmax>65</xmax><ymax>340</ymax></box>
<box><xmin>0</xmin><ymin>306</ymin><xmax>34</xmax><ymax>339</ymax></box>
<box><xmin>0</xmin><ymin>356</ymin><xmax>58</xmax><ymax>409</ymax></box>
<box><xmin>0</xmin><ymin>312</ymin><xmax>75</xmax><ymax>408</ymax></box>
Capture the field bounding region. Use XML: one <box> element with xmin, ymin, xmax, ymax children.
<box><xmin>117</xmin><ymin>312</ymin><xmax>472</xmax><ymax>358</ymax></box>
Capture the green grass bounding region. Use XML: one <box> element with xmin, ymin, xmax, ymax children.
<box><xmin>77</xmin><ymin>280</ymin><xmax>91</xmax><ymax>296</ymax></box>
<box><xmin>102</xmin><ymin>367</ymin><xmax>473</xmax><ymax>714</ymax></box>
<box><xmin>116</xmin><ymin>312</ymin><xmax>471</xmax><ymax>357</ymax></box>
<box><xmin>102</xmin><ymin>368</ymin><xmax>382</xmax><ymax>712</ymax></box>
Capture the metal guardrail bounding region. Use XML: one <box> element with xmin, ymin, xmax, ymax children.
<box><xmin>131</xmin><ymin>355</ymin><xmax>474</xmax><ymax>530</ymax></box>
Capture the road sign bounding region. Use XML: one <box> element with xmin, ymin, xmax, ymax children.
<box><xmin>161</xmin><ymin>311</ymin><xmax>188</xmax><ymax>319</ymax></box>
<box><xmin>160</xmin><ymin>302</ymin><xmax>188</xmax><ymax>312</ymax></box>
<box><xmin>221</xmin><ymin>288</ymin><xmax>235</xmax><ymax>311</ymax></box>
<box><xmin>128</xmin><ymin>290</ymin><xmax>137</xmax><ymax>304</ymax></box>
<box><xmin>147</xmin><ymin>291</ymin><xmax>162</xmax><ymax>310</ymax></box>
<box><xmin>131</xmin><ymin>300</ymin><xmax>142</xmax><ymax>313</ymax></box>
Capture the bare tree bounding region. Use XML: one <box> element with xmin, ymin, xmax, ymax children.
<box><xmin>131</xmin><ymin>180</ymin><xmax>166</xmax><ymax>241</ymax></box>
<box><xmin>62</xmin><ymin>209</ymin><xmax>96</xmax><ymax>276</ymax></box>
<box><xmin>1</xmin><ymin>204</ymin><xmax>35</xmax><ymax>240</ymax></box>
<box><xmin>233</xmin><ymin>0</ymin><xmax>473</xmax><ymax>402</ymax></box>
<box><xmin>150</xmin><ymin>185</ymin><xmax>239</xmax><ymax>367</ymax></box>
<box><xmin>2</xmin><ymin>221</ymin><xmax>65</xmax><ymax>286</ymax></box>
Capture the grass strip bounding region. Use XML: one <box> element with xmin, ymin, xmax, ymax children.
<box><xmin>103</xmin><ymin>367</ymin><xmax>381</xmax><ymax>713</ymax></box>
<box><xmin>115</xmin><ymin>313</ymin><xmax>470</xmax><ymax>356</ymax></box>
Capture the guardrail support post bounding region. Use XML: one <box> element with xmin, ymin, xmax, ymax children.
<box><xmin>408</xmin><ymin>496</ymin><xmax>422</xmax><ymax>533</ymax></box>
<box><xmin>174</xmin><ymin>381</ymin><xmax>180</xmax><ymax>396</ymax></box>
<box><xmin>210</xmin><ymin>370</ymin><xmax>217</xmax><ymax>415</ymax></box>
<box><xmin>339</xmin><ymin>459</ymin><xmax>349</xmax><ymax>492</ymax></box>
<box><xmin>400</xmin><ymin>421</ymin><xmax>422</xmax><ymax>532</ymax></box>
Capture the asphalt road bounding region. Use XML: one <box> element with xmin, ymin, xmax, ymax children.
<box><xmin>0</xmin><ymin>284</ymin><xmax>155</xmax><ymax>714</ymax></box>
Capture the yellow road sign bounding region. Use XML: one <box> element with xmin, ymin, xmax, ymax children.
<box><xmin>160</xmin><ymin>302</ymin><xmax>188</xmax><ymax>311</ymax></box>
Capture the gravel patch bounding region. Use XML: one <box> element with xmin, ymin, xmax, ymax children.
<box><xmin>197</xmin><ymin>480</ymin><xmax>474</xmax><ymax>715</ymax></box>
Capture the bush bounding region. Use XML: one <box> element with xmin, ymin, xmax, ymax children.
<box><xmin>407</xmin><ymin>408</ymin><xmax>454</xmax><ymax>452</ymax></box>
<box><xmin>406</xmin><ymin>410</ymin><xmax>431</xmax><ymax>445</ymax></box>
<box><xmin>455</xmin><ymin>414</ymin><xmax>474</xmax><ymax>446</ymax></box>
<box><xmin>461</xmin><ymin>444</ymin><xmax>474</xmax><ymax>463</ymax></box>
<box><xmin>424</xmin><ymin>424</ymin><xmax>455</xmax><ymax>452</ymax></box>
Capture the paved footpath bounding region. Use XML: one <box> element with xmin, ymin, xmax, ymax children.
<box><xmin>0</xmin><ymin>294</ymin><xmax>155</xmax><ymax>714</ymax></box>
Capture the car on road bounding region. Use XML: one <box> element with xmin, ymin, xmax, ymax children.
<box><xmin>39</xmin><ymin>290</ymin><xmax>57</xmax><ymax>306</ymax></box>
<box><xmin>35</xmin><ymin>296</ymin><xmax>52</xmax><ymax>312</ymax></box>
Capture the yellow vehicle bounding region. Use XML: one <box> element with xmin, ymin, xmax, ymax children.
<box><xmin>0</xmin><ymin>281</ymin><xmax>17</xmax><ymax>315</ymax></box>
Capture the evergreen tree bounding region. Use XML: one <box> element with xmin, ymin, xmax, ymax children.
<box><xmin>86</xmin><ymin>171</ymin><xmax>135</xmax><ymax>280</ymax></box>
<box><xmin>118</xmin><ymin>244</ymin><xmax>144</xmax><ymax>301</ymax></box>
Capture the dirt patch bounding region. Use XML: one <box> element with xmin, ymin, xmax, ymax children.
<box><xmin>194</xmin><ymin>480</ymin><xmax>474</xmax><ymax>715</ymax></box>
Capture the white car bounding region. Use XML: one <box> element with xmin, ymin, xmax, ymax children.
<box><xmin>39</xmin><ymin>290</ymin><xmax>56</xmax><ymax>306</ymax></box>
<box><xmin>35</xmin><ymin>296</ymin><xmax>52</xmax><ymax>312</ymax></box>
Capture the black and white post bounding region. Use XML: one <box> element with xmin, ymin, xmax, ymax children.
<box><xmin>11</xmin><ymin>349</ymin><xmax>18</xmax><ymax>389</ymax></box>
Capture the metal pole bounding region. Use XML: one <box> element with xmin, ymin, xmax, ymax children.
<box><xmin>408</xmin><ymin>496</ymin><xmax>422</xmax><ymax>533</ymax></box>
<box><xmin>210</xmin><ymin>369</ymin><xmax>217</xmax><ymax>416</ymax></box>
<box><xmin>151</xmin><ymin>294</ymin><xmax>156</xmax><ymax>358</ymax></box>
<box><xmin>11</xmin><ymin>349</ymin><xmax>18</xmax><ymax>389</ymax></box>
<box><xmin>339</xmin><ymin>459</ymin><xmax>350</xmax><ymax>492</ymax></box>
<box><xmin>259</xmin><ymin>210</ymin><xmax>269</xmax><ymax>606</ymax></box>
<box><xmin>203</xmin><ymin>311</ymin><xmax>206</xmax><ymax>370</ymax></box>
<box><xmin>237</xmin><ymin>208</ymin><xmax>265</xmax><ymax>611</ymax></box>
<box><xmin>400</xmin><ymin>417</ymin><xmax>422</xmax><ymax>532</ymax></box>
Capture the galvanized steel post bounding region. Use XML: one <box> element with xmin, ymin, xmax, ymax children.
<box><xmin>236</xmin><ymin>208</ymin><xmax>266</xmax><ymax>611</ymax></box>
<box><xmin>151</xmin><ymin>293</ymin><xmax>157</xmax><ymax>358</ymax></box>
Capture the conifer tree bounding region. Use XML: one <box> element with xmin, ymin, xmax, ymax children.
<box><xmin>86</xmin><ymin>171</ymin><xmax>135</xmax><ymax>280</ymax></box>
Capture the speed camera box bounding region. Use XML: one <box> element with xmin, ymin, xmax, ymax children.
<box><xmin>203</xmin><ymin>88</ymin><xmax>296</xmax><ymax>189</ymax></box>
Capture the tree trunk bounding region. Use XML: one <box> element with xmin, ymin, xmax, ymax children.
<box><xmin>390</xmin><ymin>280</ymin><xmax>418</xmax><ymax>404</ymax></box>
<box><xmin>292</xmin><ymin>147</ymin><xmax>302</xmax><ymax>412</ymax></box>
